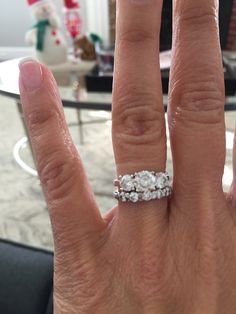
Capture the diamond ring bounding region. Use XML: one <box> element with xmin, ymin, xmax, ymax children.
<box><xmin>113</xmin><ymin>170</ymin><xmax>172</xmax><ymax>203</ymax></box>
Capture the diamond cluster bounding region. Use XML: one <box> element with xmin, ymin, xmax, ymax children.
<box><xmin>114</xmin><ymin>171</ymin><xmax>171</xmax><ymax>203</ymax></box>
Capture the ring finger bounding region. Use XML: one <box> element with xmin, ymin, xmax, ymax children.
<box><xmin>112</xmin><ymin>0</ymin><xmax>168</xmax><ymax>224</ymax></box>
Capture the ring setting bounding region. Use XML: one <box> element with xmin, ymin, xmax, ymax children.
<box><xmin>114</xmin><ymin>170</ymin><xmax>172</xmax><ymax>203</ymax></box>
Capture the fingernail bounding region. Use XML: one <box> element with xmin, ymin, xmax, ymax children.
<box><xmin>19</xmin><ymin>58</ymin><xmax>43</xmax><ymax>92</ymax></box>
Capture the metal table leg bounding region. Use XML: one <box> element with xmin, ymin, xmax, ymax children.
<box><xmin>16</xmin><ymin>101</ymin><xmax>34</xmax><ymax>159</ymax></box>
<box><xmin>76</xmin><ymin>109</ymin><xmax>84</xmax><ymax>145</ymax></box>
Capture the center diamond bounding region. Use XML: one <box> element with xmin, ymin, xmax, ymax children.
<box><xmin>135</xmin><ymin>171</ymin><xmax>156</xmax><ymax>192</ymax></box>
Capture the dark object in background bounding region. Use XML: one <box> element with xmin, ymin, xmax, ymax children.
<box><xmin>160</xmin><ymin>0</ymin><xmax>172</xmax><ymax>51</ymax></box>
<box><xmin>86</xmin><ymin>0</ymin><xmax>236</xmax><ymax>93</ymax></box>
<box><xmin>219</xmin><ymin>0</ymin><xmax>234</xmax><ymax>50</ymax></box>
<box><xmin>86</xmin><ymin>63</ymin><xmax>236</xmax><ymax>96</ymax></box>
<box><xmin>160</xmin><ymin>0</ymin><xmax>234</xmax><ymax>51</ymax></box>
<box><xmin>0</xmin><ymin>239</ymin><xmax>53</xmax><ymax>314</ymax></box>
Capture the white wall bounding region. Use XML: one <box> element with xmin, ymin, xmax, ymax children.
<box><xmin>0</xmin><ymin>0</ymin><xmax>31</xmax><ymax>46</ymax></box>
<box><xmin>0</xmin><ymin>0</ymin><xmax>109</xmax><ymax>47</ymax></box>
<box><xmin>82</xmin><ymin>0</ymin><xmax>109</xmax><ymax>44</ymax></box>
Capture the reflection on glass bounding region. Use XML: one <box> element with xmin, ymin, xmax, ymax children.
<box><xmin>95</xmin><ymin>42</ymin><xmax>114</xmax><ymax>75</ymax></box>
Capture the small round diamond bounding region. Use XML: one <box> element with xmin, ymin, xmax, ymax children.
<box><xmin>119</xmin><ymin>192</ymin><xmax>127</xmax><ymax>202</ymax></box>
<box><xmin>157</xmin><ymin>190</ymin><xmax>163</xmax><ymax>199</ymax></box>
<box><xmin>135</xmin><ymin>171</ymin><xmax>157</xmax><ymax>192</ymax></box>
<box><xmin>152</xmin><ymin>191</ymin><xmax>158</xmax><ymax>199</ymax></box>
<box><xmin>156</xmin><ymin>173</ymin><xmax>169</xmax><ymax>189</ymax></box>
<box><xmin>166</xmin><ymin>187</ymin><xmax>171</xmax><ymax>196</ymax></box>
<box><xmin>113</xmin><ymin>191</ymin><xmax>119</xmax><ymax>200</ymax></box>
<box><xmin>142</xmin><ymin>191</ymin><xmax>153</xmax><ymax>201</ymax></box>
<box><xmin>129</xmin><ymin>192</ymin><xmax>139</xmax><ymax>203</ymax></box>
<box><xmin>163</xmin><ymin>189</ymin><xmax>167</xmax><ymax>196</ymax></box>
<box><xmin>120</xmin><ymin>175</ymin><xmax>134</xmax><ymax>192</ymax></box>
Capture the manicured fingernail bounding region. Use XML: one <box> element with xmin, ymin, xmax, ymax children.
<box><xmin>19</xmin><ymin>58</ymin><xmax>43</xmax><ymax>92</ymax></box>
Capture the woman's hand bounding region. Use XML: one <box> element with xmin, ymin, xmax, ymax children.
<box><xmin>19</xmin><ymin>0</ymin><xmax>236</xmax><ymax>313</ymax></box>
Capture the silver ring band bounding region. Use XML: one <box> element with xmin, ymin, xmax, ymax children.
<box><xmin>113</xmin><ymin>170</ymin><xmax>172</xmax><ymax>203</ymax></box>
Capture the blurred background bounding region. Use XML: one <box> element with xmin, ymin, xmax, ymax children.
<box><xmin>0</xmin><ymin>0</ymin><xmax>236</xmax><ymax>250</ymax></box>
<box><xmin>1</xmin><ymin>3</ymin><xmax>236</xmax><ymax>314</ymax></box>
<box><xmin>0</xmin><ymin>0</ymin><xmax>110</xmax><ymax>44</ymax></box>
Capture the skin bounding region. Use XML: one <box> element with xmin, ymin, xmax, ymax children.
<box><xmin>19</xmin><ymin>0</ymin><xmax>236</xmax><ymax>313</ymax></box>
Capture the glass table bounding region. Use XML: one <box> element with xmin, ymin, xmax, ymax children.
<box><xmin>1</xmin><ymin>57</ymin><xmax>236</xmax><ymax>176</ymax></box>
<box><xmin>0</xmin><ymin>58</ymin><xmax>113</xmax><ymax>176</ymax></box>
<box><xmin>1</xmin><ymin>58</ymin><xmax>236</xmax><ymax>119</ymax></box>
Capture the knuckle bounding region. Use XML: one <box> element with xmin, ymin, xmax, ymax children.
<box><xmin>178</xmin><ymin>9</ymin><xmax>217</xmax><ymax>29</ymax></box>
<box><xmin>119</xmin><ymin>28</ymin><xmax>156</xmax><ymax>45</ymax></box>
<box><xmin>170</xmin><ymin>80</ymin><xmax>224</xmax><ymax>125</ymax></box>
<box><xmin>113</xmin><ymin>89</ymin><xmax>165</xmax><ymax>145</ymax></box>
<box><xmin>38</xmin><ymin>152</ymin><xmax>77</xmax><ymax>202</ymax></box>
<box><xmin>27</xmin><ymin>108</ymin><xmax>58</xmax><ymax>135</ymax></box>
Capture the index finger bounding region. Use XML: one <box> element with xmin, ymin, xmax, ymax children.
<box><xmin>19</xmin><ymin>60</ymin><xmax>105</xmax><ymax>252</ymax></box>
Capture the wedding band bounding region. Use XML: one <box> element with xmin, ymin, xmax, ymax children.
<box><xmin>113</xmin><ymin>170</ymin><xmax>172</xmax><ymax>203</ymax></box>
